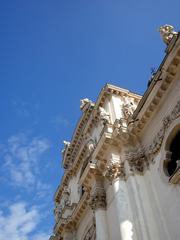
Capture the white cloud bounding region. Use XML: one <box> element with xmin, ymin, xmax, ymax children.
<box><xmin>3</xmin><ymin>133</ymin><xmax>50</xmax><ymax>190</ymax></box>
<box><xmin>0</xmin><ymin>202</ymin><xmax>50</xmax><ymax>240</ymax></box>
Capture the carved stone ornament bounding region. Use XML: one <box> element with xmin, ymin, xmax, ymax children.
<box><xmin>159</xmin><ymin>24</ymin><xmax>177</xmax><ymax>45</ymax></box>
<box><xmin>80</xmin><ymin>98</ymin><xmax>92</xmax><ymax>111</ymax></box>
<box><xmin>83</xmin><ymin>223</ymin><xmax>96</xmax><ymax>240</ymax></box>
<box><xmin>104</xmin><ymin>161</ymin><xmax>125</xmax><ymax>182</ymax></box>
<box><xmin>54</xmin><ymin>203</ymin><xmax>63</xmax><ymax>222</ymax></box>
<box><xmin>86</xmin><ymin>139</ymin><xmax>95</xmax><ymax>157</ymax></box>
<box><xmin>98</xmin><ymin>107</ymin><xmax>110</xmax><ymax>124</ymax></box>
<box><xmin>122</xmin><ymin>102</ymin><xmax>135</xmax><ymax>120</ymax></box>
<box><xmin>126</xmin><ymin>147</ymin><xmax>148</xmax><ymax>174</ymax></box>
<box><xmin>147</xmin><ymin>100</ymin><xmax>180</xmax><ymax>158</ymax></box>
<box><xmin>89</xmin><ymin>187</ymin><xmax>106</xmax><ymax>210</ymax></box>
<box><xmin>63</xmin><ymin>186</ymin><xmax>71</xmax><ymax>206</ymax></box>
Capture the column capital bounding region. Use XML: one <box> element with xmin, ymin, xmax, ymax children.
<box><xmin>104</xmin><ymin>161</ymin><xmax>125</xmax><ymax>182</ymax></box>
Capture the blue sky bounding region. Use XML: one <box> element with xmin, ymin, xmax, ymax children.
<box><xmin>0</xmin><ymin>1</ymin><xmax>179</xmax><ymax>239</ymax></box>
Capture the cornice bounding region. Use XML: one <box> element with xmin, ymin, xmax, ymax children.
<box><xmin>131</xmin><ymin>35</ymin><xmax>180</xmax><ymax>135</ymax></box>
<box><xmin>54</xmin><ymin>192</ymin><xmax>90</xmax><ymax>235</ymax></box>
<box><xmin>54</xmin><ymin>124</ymin><xmax>113</xmax><ymax>203</ymax></box>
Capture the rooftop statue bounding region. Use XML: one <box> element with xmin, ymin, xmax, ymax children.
<box><xmin>80</xmin><ymin>98</ymin><xmax>92</xmax><ymax>110</ymax></box>
<box><xmin>63</xmin><ymin>140</ymin><xmax>70</xmax><ymax>147</ymax></box>
<box><xmin>159</xmin><ymin>24</ymin><xmax>177</xmax><ymax>45</ymax></box>
<box><xmin>61</xmin><ymin>140</ymin><xmax>70</xmax><ymax>155</ymax></box>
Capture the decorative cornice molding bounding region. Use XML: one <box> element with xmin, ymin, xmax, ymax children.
<box><xmin>132</xmin><ymin>41</ymin><xmax>180</xmax><ymax>135</ymax></box>
<box><xmin>89</xmin><ymin>187</ymin><xmax>106</xmax><ymax>210</ymax></box>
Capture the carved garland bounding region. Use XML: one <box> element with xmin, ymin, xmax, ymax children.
<box><xmin>125</xmin><ymin>100</ymin><xmax>180</xmax><ymax>174</ymax></box>
<box><xmin>147</xmin><ymin>100</ymin><xmax>180</xmax><ymax>159</ymax></box>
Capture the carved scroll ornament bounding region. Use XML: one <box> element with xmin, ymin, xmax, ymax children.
<box><xmin>126</xmin><ymin>147</ymin><xmax>148</xmax><ymax>174</ymax></box>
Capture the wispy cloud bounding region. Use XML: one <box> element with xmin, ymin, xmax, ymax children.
<box><xmin>0</xmin><ymin>202</ymin><xmax>50</xmax><ymax>240</ymax></box>
<box><xmin>2</xmin><ymin>133</ymin><xmax>50</xmax><ymax>191</ymax></box>
<box><xmin>51</xmin><ymin>115</ymin><xmax>70</xmax><ymax>129</ymax></box>
<box><xmin>11</xmin><ymin>100</ymin><xmax>40</xmax><ymax>118</ymax></box>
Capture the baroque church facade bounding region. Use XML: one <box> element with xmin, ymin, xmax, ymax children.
<box><xmin>50</xmin><ymin>25</ymin><xmax>180</xmax><ymax>240</ymax></box>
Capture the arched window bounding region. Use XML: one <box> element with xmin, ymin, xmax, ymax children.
<box><xmin>166</xmin><ymin>130</ymin><xmax>180</xmax><ymax>177</ymax></box>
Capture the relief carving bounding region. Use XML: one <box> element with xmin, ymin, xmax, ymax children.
<box><xmin>89</xmin><ymin>187</ymin><xmax>106</xmax><ymax>210</ymax></box>
<box><xmin>147</xmin><ymin>100</ymin><xmax>180</xmax><ymax>158</ymax></box>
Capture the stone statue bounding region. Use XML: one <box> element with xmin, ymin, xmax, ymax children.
<box><xmin>122</xmin><ymin>102</ymin><xmax>135</xmax><ymax>119</ymax></box>
<box><xmin>86</xmin><ymin>139</ymin><xmax>95</xmax><ymax>157</ymax></box>
<box><xmin>159</xmin><ymin>24</ymin><xmax>177</xmax><ymax>45</ymax></box>
<box><xmin>54</xmin><ymin>204</ymin><xmax>63</xmax><ymax>222</ymax></box>
<box><xmin>80</xmin><ymin>98</ymin><xmax>92</xmax><ymax>110</ymax></box>
<box><xmin>61</xmin><ymin>140</ymin><xmax>70</xmax><ymax>155</ymax></box>
<box><xmin>99</xmin><ymin>107</ymin><xmax>110</xmax><ymax>123</ymax></box>
<box><xmin>63</xmin><ymin>140</ymin><xmax>70</xmax><ymax>147</ymax></box>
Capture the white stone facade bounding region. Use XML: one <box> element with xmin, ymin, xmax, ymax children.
<box><xmin>50</xmin><ymin>30</ymin><xmax>180</xmax><ymax>240</ymax></box>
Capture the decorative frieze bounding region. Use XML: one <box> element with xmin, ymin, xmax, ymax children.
<box><xmin>147</xmin><ymin>100</ymin><xmax>180</xmax><ymax>158</ymax></box>
<box><xmin>89</xmin><ymin>187</ymin><xmax>106</xmax><ymax>210</ymax></box>
<box><xmin>104</xmin><ymin>161</ymin><xmax>125</xmax><ymax>182</ymax></box>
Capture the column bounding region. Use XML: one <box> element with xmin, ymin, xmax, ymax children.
<box><xmin>89</xmin><ymin>185</ymin><xmax>109</xmax><ymax>240</ymax></box>
<box><xmin>105</xmin><ymin>154</ymin><xmax>135</xmax><ymax>240</ymax></box>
